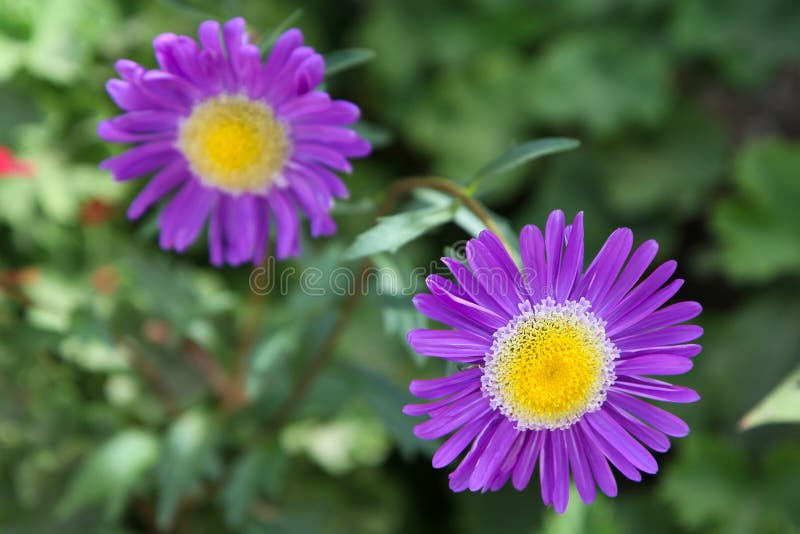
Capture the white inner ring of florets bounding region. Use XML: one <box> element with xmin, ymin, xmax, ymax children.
<box><xmin>481</xmin><ymin>297</ymin><xmax>618</xmax><ymax>431</ymax></box>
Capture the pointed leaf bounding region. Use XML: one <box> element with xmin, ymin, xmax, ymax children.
<box><xmin>156</xmin><ymin>411</ymin><xmax>220</xmax><ymax>529</ymax></box>
<box><xmin>740</xmin><ymin>366</ymin><xmax>800</xmax><ymax>430</ymax></box>
<box><xmin>474</xmin><ymin>138</ymin><xmax>580</xmax><ymax>182</ymax></box>
<box><xmin>58</xmin><ymin>429</ymin><xmax>159</xmax><ymax>520</ymax></box>
<box><xmin>324</xmin><ymin>48</ymin><xmax>376</xmax><ymax>77</ymax></box>
<box><xmin>343</xmin><ymin>205</ymin><xmax>454</xmax><ymax>261</ymax></box>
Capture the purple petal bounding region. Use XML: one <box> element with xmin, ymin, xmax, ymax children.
<box><xmin>469</xmin><ymin>419</ymin><xmax>518</xmax><ymax>491</ymax></box>
<box><xmin>409</xmin><ymin>368</ymin><xmax>482</xmax><ymax>399</ymax></box>
<box><xmin>412</xmin><ymin>294</ymin><xmax>494</xmax><ymax>340</ymax></box>
<box><xmin>606</xmin><ymin>404</ymin><xmax>671</xmax><ymax>452</ymax></box>
<box><xmin>574</xmin><ymin>228</ymin><xmax>633</xmax><ymax>304</ymax></box>
<box><xmin>127</xmin><ymin>159</ymin><xmax>188</xmax><ymax>219</ymax></box>
<box><xmin>575</xmin><ymin>424</ymin><xmax>617</xmax><ymax>497</ymax></box>
<box><xmin>544</xmin><ymin>210</ymin><xmax>565</xmax><ymax>297</ymax></box>
<box><xmin>512</xmin><ymin>431</ymin><xmax>544</xmax><ymax>490</ymax></box>
<box><xmin>596</xmin><ymin>239</ymin><xmax>658</xmax><ymax>315</ymax></box>
<box><xmin>614</xmin><ymin>324</ymin><xmax>704</xmax><ymax>351</ymax></box>
<box><xmin>556</xmin><ymin>212</ymin><xmax>584</xmax><ymax>303</ymax></box>
<box><xmin>615</xmin><ymin>354</ymin><xmax>694</xmax><ymax>376</ymax></box>
<box><xmin>466</xmin><ymin>240</ymin><xmax>519</xmax><ymax>317</ymax></box>
<box><xmin>432</xmin><ymin>414</ymin><xmax>494</xmax><ymax>468</ymax></box>
<box><xmin>612</xmin><ymin>377</ymin><xmax>700</xmax><ymax>403</ymax></box>
<box><xmin>614</xmin><ymin>301</ymin><xmax>702</xmax><ymax>338</ymax></box>
<box><xmin>552</xmin><ymin>430</ymin><xmax>571</xmax><ymax>513</ymax></box>
<box><xmin>607</xmin><ymin>391</ymin><xmax>690</xmax><ymax>437</ymax></box>
<box><xmin>407</xmin><ymin>329</ymin><xmax>490</xmax><ymax>362</ymax></box>
<box><xmin>441</xmin><ymin>257</ymin><xmax>509</xmax><ymax>318</ymax></box>
<box><xmin>578</xmin><ymin>419</ymin><xmax>642</xmax><ymax>482</ymax></box>
<box><xmin>520</xmin><ymin>223</ymin><xmax>547</xmax><ymax>302</ymax></box>
<box><xmin>100</xmin><ymin>141</ymin><xmax>177</xmax><ymax>181</ymax></box>
<box><xmin>606</xmin><ymin>278</ymin><xmax>685</xmax><ymax>336</ymax></box>
<box><xmin>566</xmin><ymin>427</ymin><xmax>596</xmax><ymax>504</ymax></box>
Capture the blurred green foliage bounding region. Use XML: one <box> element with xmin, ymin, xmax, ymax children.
<box><xmin>0</xmin><ymin>0</ymin><xmax>799</xmax><ymax>532</ymax></box>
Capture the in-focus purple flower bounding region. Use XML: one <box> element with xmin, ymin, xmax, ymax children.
<box><xmin>98</xmin><ymin>18</ymin><xmax>370</xmax><ymax>266</ymax></box>
<box><xmin>404</xmin><ymin>210</ymin><xmax>702</xmax><ymax>513</ymax></box>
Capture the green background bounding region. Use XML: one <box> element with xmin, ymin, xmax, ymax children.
<box><xmin>1</xmin><ymin>0</ymin><xmax>799</xmax><ymax>532</ymax></box>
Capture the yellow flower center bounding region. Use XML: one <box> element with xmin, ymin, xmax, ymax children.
<box><xmin>481</xmin><ymin>298</ymin><xmax>617</xmax><ymax>430</ymax></box>
<box><xmin>177</xmin><ymin>94</ymin><xmax>289</xmax><ymax>193</ymax></box>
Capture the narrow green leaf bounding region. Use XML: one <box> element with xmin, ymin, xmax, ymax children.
<box><xmin>258</xmin><ymin>9</ymin><xmax>304</xmax><ymax>54</ymax></box>
<box><xmin>58</xmin><ymin>429</ymin><xmax>159</xmax><ymax>521</ymax></box>
<box><xmin>222</xmin><ymin>443</ymin><xmax>287</xmax><ymax>528</ymax></box>
<box><xmin>324</xmin><ymin>48</ymin><xmax>376</xmax><ymax>77</ymax></box>
<box><xmin>343</xmin><ymin>205</ymin><xmax>454</xmax><ymax>261</ymax></box>
<box><xmin>740</xmin><ymin>366</ymin><xmax>800</xmax><ymax>430</ymax></box>
<box><xmin>157</xmin><ymin>411</ymin><xmax>220</xmax><ymax>529</ymax></box>
<box><xmin>473</xmin><ymin>138</ymin><xmax>580</xmax><ymax>183</ymax></box>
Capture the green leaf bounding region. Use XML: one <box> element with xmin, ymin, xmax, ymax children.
<box><xmin>258</xmin><ymin>8</ymin><xmax>304</xmax><ymax>54</ymax></box>
<box><xmin>58</xmin><ymin>429</ymin><xmax>159</xmax><ymax>521</ymax></box>
<box><xmin>221</xmin><ymin>443</ymin><xmax>287</xmax><ymax>528</ymax></box>
<box><xmin>343</xmin><ymin>205</ymin><xmax>454</xmax><ymax>260</ymax></box>
<box><xmin>156</xmin><ymin>411</ymin><xmax>220</xmax><ymax>530</ymax></box>
<box><xmin>246</xmin><ymin>327</ymin><xmax>302</xmax><ymax>400</ymax></box>
<box><xmin>324</xmin><ymin>48</ymin><xmax>376</xmax><ymax>77</ymax></box>
<box><xmin>712</xmin><ymin>139</ymin><xmax>800</xmax><ymax>282</ymax></box>
<box><xmin>473</xmin><ymin>138</ymin><xmax>580</xmax><ymax>183</ymax></box>
<box><xmin>739</xmin><ymin>366</ymin><xmax>800</xmax><ymax>430</ymax></box>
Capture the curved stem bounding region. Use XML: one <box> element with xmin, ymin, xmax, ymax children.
<box><xmin>266</xmin><ymin>175</ymin><xmax>507</xmax><ymax>429</ymax></box>
<box><xmin>383</xmin><ymin>176</ymin><xmax>510</xmax><ymax>250</ymax></box>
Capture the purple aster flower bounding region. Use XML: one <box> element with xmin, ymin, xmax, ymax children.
<box><xmin>98</xmin><ymin>18</ymin><xmax>370</xmax><ymax>266</ymax></box>
<box><xmin>404</xmin><ymin>210</ymin><xmax>702</xmax><ymax>513</ymax></box>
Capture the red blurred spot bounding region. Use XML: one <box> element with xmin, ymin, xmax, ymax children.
<box><xmin>0</xmin><ymin>146</ymin><xmax>33</xmax><ymax>178</ymax></box>
<box><xmin>80</xmin><ymin>198</ymin><xmax>115</xmax><ymax>226</ymax></box>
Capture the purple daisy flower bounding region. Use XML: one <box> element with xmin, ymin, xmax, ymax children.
<box><xmin>404</xmin><ymin>210</ymin><xmax>702</xmax><ymax>513</ymax></box>
<box><xmin>98</xmin><ymin>18</ymin><xmax>370</xmax><ymax>266</ymax></box>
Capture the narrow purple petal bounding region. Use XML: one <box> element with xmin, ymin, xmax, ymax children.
<box><xmin>520</xmin><ymin>223</ymin><xmax>547</xmax><ymax>302</ymax></box>
<box><xmin>441</xmin><ymin>257</ymin><xmax>509</xmax><ymax>318</ymax></box>
<box><xmin>412</xmin><ymin>294</ymin><xmax>494</xmax><ymax>340</ymax></box>
<box><xmin>606</xmin><ymin>404</ymin><xmax>671</xmax><ymax>453</ymax></box>
<box><xmin>407</xmin><ymin>329</ymin><xmax>490</xmax><ymax>362</ymax></box>
<box><xmin>449</xmin><ymin>417</ymin><xmax>501</xmax><ymax>492</ymax></box>
<box><xmin>574</xmin><ymin>228</ymin><xmax>633</xmax><ymax>304</ymax></box>
<box><xmin>552</xmin><ymin>430</ymin><xmax>571</xmax><ymax>513</ymax></box>
<box><xmin>579</xmin><ymin>419</ymin><xmax>642</xmax><ymax>482</ymax></box>
<box><xmin>575</xmin><ymin>424</ymin><xmax>617</xmax><ymax>497</ymax></box>
<box><xmin>607</xmin><ymin>391</ymin><xmax>690</xmax><ymax>437</ymax></box>
<box><xmin>556</xmin><ymin>212</ymin><xmax>584</xmax><ymax>303</ymax></box>
<box><xmin>566</xmin><ymin>427</ymin><xmax>596</xmax><ymax>504</ymax></box>
<box><xmin>596</xmin><ymin>239</ymin><xmax>658</xmax><ymax>316</ymax></box>
<box><xmin>512</xmin><ymin>431</ymin><xmax>544</xmax><ymax>490</ymax></box>
<box><xmin>612</xmin><ymin>377</ymin><xmax>700</xmax><ymax>403</ymax></box>
<box><xmin>614</xmin><ymin>324</ymin><xmax>704</xmax><ymax>351</ymax></box>
<box><xmin>606</xmin><ymin>278</ymin><xmax>685</xmax><ymax>336</ymax></box>
<box><xmin>614</xmin><ymin>301</ymin><xmax>702</xmax><ymax>338</ymax></box>
<box><xmin>468</xmin><ymin>419</ymin><xmax>518</xmax><ymax>491</ymax></box>
<box><xmin>615</xmin><ymin>354</ymin><xmax>694</xmax><ymax>376</ymax></box>
<box><xmin>409</xmin><ymin>370</ymin><xmax>482</xmax><ymax>401</ymax></box>
<box><xmin>544</xmin><ymin>210</ymin><xmax>565</xmax><ymax>297</ymax></box>
<box><xmin>432</xmin><ymin>414</ymin><xmax>494</xmax><ymax>468</ymax></box>
<box><xmin>127</xmin><ymin>159</ymin><xmax>188</xmax><ymax>219</ymax></box>
<box><xmin>100</xmin><ymin>141</ymin><xmax>177</xmax><ymax>181</ymax></box>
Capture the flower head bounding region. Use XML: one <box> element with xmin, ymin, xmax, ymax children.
<box><xmin>405</xmin><ymin>210</ymin><xmax>702</xmax><ymax>513</ymax></box>
<box><xmin>98</xmin><ymin>18</ymin><xmax>370</xmax><ymax>265</ymax></box>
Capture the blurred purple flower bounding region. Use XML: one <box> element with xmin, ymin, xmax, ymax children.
<box><xmin>98</xmin><ymin>18</ymin><xmax>370</xmax><ymax>265</ymax></box>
